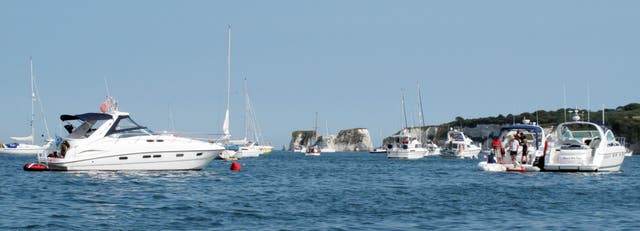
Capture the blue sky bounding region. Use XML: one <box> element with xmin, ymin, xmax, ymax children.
<box><xmin>2</xmin><ymin>1</ymin><xmax>639</xmax><ymax>147</ymax></box>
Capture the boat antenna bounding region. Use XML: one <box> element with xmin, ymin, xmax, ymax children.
<box><xmin>168</xmin><ymin>103</ymin><xmax>176</xmax><ymax>132</ymax></box>
<box><xmin>563</xmin><ymin>84</ymin><xmax>567</xmax><ymax>122</ymax></box>
<box><xmin>602</xmin><ymin>104</ymin><xmax>605</xmax><ymax>126</ymax></box>
<box><xmin>104</xmin><ymin>76</ymin><xmax>111</xmax><ymax>98</ymax></box>
<box><xmin>587</xmin><ymin>81</ymin><xmax>590</xmax><ymax>121</ymax></box>
<box><xmin>29</xmin><ymin>57</ymin><xmax>35</xmax><ymax>145</ymax></box>
<box><xmin>417</xmin><ymin>81</ymin><xmax>425</xmax><ymax>127</ymax></box>
<box><xmin>401</xmin><ymin>88</ymin><xmax>408</xmax><ymax>129</ymax></box>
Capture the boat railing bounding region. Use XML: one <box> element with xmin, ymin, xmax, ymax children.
<box><xmin>616</xmin><ymin>137</ymin><xmax>628</xmax><ymax>147</ymax></box>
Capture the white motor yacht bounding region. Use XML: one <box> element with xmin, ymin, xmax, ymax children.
<box><xmin>386</xmin><ymin>135</ymin><xmax>427</xmax><ymax>159</ymax></box>
<box><xmin>37</xmin><ymin>110</ymin><xmax>224</xmax><ymax>171</ymax></box>
<box><xmin>441</xmin><ymin>129</ymin><xmax>481</xmax><ymax>159</ymax></box>
<box><xmin>542</xmin><ymin>113</ymin><xmax>626</xmax><ymax>172</ymax></box>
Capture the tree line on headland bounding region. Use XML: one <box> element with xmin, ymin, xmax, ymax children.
<box><xmin>437</xmin><ymin>103</ymin><xmax>640</xmax><ymax>152</ymax></box>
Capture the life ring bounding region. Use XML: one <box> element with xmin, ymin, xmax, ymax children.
<box><xmin>23</xmin><ymin>163</ymin><xmax>49</xmax><ymax>171</ymax></box>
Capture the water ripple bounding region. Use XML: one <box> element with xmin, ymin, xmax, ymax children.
<box><xmin>1</xmin><ymin>153</ymin><xmax>639</xmax><ymax>230</ymax></box>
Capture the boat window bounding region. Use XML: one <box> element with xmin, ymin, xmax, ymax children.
<box><xmin>68</xmin><ymin>119</ymin><xmax>109</xmax><ymax>139</ymax></box>
<box><xmin>606</xmin><ymin>131</ymin><xmax>616</xmax><ymax>143</ymax></box>
<box><xmin>106</xmin><ymin>116</ymin><xmax>154</xmax><ymax>138</ymax></box>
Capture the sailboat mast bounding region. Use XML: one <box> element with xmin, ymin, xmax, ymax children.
<box><xmin>222</xmin><ymin>25</ymin><xmax>231</xmax><ymax>139</ymax></box>
<box><xmin>29</xmin><ymin>57</ymin><xmax>35</xmax><ymax>145</ymax></box>
<box><xmin>226</xmin><ymin>25</ymin><xmax>231</xmax><ymax>112</ymax></box>
<box><xmin>401</xmin><ymin>90</ymin><xmax>408</xmax><ymax>129</ymax></box>
<box><xmin>417</xmin><ymin>81</ymin><xmax>425</xmax><ymax>127</ymax></box>
<box><xmin>314</xmin><ymin>112</ymin><xmax>318</xmax><ymax>139</ymax></box>
<box><xmin>243</xmin><ymin>77</ymin><xmax>249</xmax><ymax>140</ymax></box>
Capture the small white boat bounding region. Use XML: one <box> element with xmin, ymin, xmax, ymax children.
<box><xmin>292</xmin><ymin>145</ymin><xmax>307</xmax><ymax>153</ymax></box>
<box><xmin>305</xmin><ymin>113</ymin><xmax>321</xmax><ymax>156</ymax></box>
<box><xmin>369</xmin><ymin>147</ymin><xmax>387</xmax><ymax>154</ymax></box>
<box><xmin>305</xmin><ymin>146</ymin><xmax>321</xmax><ymax>156</ymax></box>
<box><xmin>441</xmin><ymin>129</ymin><xmax>481</xmax><ymax>159</ymax></box>
<box><xmin>422</xmin><ymin>141</ymin><xmax>441</xmax><ymax>156</ymax></box>
<box><xmin>1</xmin><ymin>142</ymin><xmax>52</xmax><ymax>155</ymax></box>
<box><xmin>386</xmin><ymin>135</ymin><xmax>427</xmax><ymax>159</ymax></box>
<box><xmin>624</xmin><ymin>150</ymin><xmax>633</xmax><ymax>157</ymax></box>
<box><xmin>235</xmin><ymin>141</ymin><xmax>262</xmax><ymax>158</ymax></box>
<box><xmin>36</xmin><ymin>108</ymin><xmax>224</xmax><ymax>171</ymax></box>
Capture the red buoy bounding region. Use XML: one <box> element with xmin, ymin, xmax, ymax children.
<box><xmin>230</xmin><ymin>161</ymin><xmax>241</xmax><ymax>171</ymax></box>
<box><xmin>23</xmin><ymin>163</ymin><xmax>49</xmax><ymax>171</ymax></box>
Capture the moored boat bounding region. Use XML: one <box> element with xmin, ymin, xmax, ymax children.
<box><xmin>386</xmin><ymin>135</ymin><xmax>427</xmax><ymax>159</ymax></box>
<box><xmin>35</xmin><ymin>107</ymin><xmax>224</xmax><ymax>171</ymax></box>
<box><xmin>478</xmin><ymin>121</ymin><xmax>548</xmax><ymax>172</ymax></box>
<box><xmin>541</xmin><ymin>111</ymin><xmax>626</xmax><ymax>172</ymax></box>
<box><xmin>440</xmin><ymin>129</ymin><xmax>481</xmax><ymax>159</ymax></box>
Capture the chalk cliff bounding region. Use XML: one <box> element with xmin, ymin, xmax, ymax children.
<box><xmin>289</xmin><ymin>128</ymin><xmax>373</xmax><ymax>152</ymax></box>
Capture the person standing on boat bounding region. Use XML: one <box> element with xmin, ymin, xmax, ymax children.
<box><xmin>517</xmin><ymin>131</ymin><xmax>528</xmax><ymax>164</ymax></box>
<box><xmin>491</xmin><ymin>136</ymin><xmax>502</xmax><ymax>164</ymax></box>
<box><xmin>509</xmin><ymin>135</ymin><xmax>520</xmax><ymax>164</ymax></box>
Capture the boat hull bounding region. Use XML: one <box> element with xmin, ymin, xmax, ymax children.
<box><xmin>0</xmin><ymin>144</ymin><xmax>48</xmax><ymax>155</ymax></box>
<box><xmin>478</xmin><ymin>162</ymin><xmax>540</xmax><ymax>172</ymax></box>
<box><xmin>237</xmin><ymin>148</ymin><xmax>261</xmax><ymax>158</ymax></box>
<box><xmin>43</xmin><ymin>150</ymin><xmax>221</xmax><ymax>171</ymax></box>
<box><xmin>387</xmin><ymin>149</ymin><xmax>426</xmax><ymax>159</ymax></box>
<box><xmin>440</xmin><ymin>148</ymin><xmax>481</xmax><ymax>159</ymax></box>
<box><xmin>543</xmin><ymin>148</ymin><xmax>626</xmax><ymax>172</ymax></box>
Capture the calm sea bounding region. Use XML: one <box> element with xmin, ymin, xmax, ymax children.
<box><xmin>1</xmin><ymin>152</ymin><xmax>638</xmax><ymax>230</ymax></box>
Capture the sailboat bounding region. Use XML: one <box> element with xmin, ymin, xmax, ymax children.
<box><xmin>305</xmin><ymin>112</ymin><xmax>321</xmax><ymax>156</ymax></box>
<box><xmin>416</xmin><ymin>81</ymin><xmax>440</xmax><ymax>156</ymax></box>
<box><xmin>217</xmin><ymin>25</ymin><xmax>238</xmax><ymax>160</ymax></box>
<box><xmin>235</xmin><ymin>78</ymin><xmax>270</xmax><ymax>157</ymax></box>
<box><xmin>1</xmin><ymin>58</ymin><xmax>52</xmax><ymax>155</ymax></box>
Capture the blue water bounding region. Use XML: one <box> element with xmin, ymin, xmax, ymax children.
<box><xmin>1</xmin><ymin>152</ymin><xmax>638</xmax><ymax>230</ymax></box>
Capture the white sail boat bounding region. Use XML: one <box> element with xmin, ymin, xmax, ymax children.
<box><xmin>305</xmin><ymin>112</ymin><xmax>321</xmax><ymax>156</ymax></box>
<box><xmin>416</xmin><ymin>81</ymin><xmax>440</xmax><ymax>156</ymax></box>
<box><xmin>1</xmin><ymin>58</ymin><xmax>52</xmax><ymax>155</ymax></box>
<box><xmin>235</xmin><ymin>78</ymin><xmax>271</xmax><ymax>157</ymax></box>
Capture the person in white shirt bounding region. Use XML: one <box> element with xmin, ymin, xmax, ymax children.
<box><xmin>509</xmin><ymin>135</ymin><xmax>520</xmax><ymax>164</ymax></box>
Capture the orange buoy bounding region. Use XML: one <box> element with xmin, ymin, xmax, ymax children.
<box><xmin>230</xmin><ymin>161</ymin><xmax>241</xmax><ymax>171</ymax></box>
<box><xmin>23</xmin><ymin>163</ymin><xmax>49</xmax><ymax>171</ymax></box>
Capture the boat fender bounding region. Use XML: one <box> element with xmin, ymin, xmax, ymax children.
<box><xmin>23</xmin><ymin>163</ymin><xmax>49</xmax><ymax>171</ymax></box>
<box><xmin>230</xmin><ymin>161</ymin><xmax>242</xmax><ymax>171</ymax></box>
<box><xmin>543</xmin><ymin>140</ymin><xmax>548</xmax><ymax>156</ymax></box>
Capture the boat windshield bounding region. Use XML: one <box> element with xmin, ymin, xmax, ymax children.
<box><xmin>67</xmin><ymin>119</ymin><xmax>109</xmax><ymax>139</ymax></box>
<box><xmin>558</xmin><ymin>124</ymin><xmax>601</xmax><ymax>145</ymax></box>
<box><xmin>106</xmin><ymin>116</ymin><xmax>153</xmax><ymax>138</ymax></box>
